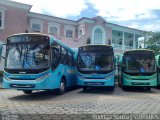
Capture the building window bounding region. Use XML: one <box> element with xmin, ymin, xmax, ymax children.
<box><xmin>49</xmin><ymin>26</ymin><xmax>58</xmax><ymax>35</ymax></box>
<box><xmin>0</xmin><ymin>9</ymin><xmax>5</xmax><ymax>29</ymax></box>
<box><xmin>124</xmin><ymin>33</ymin><xmax>134</xmax><ymax>47</ymax></box>
<box><xmin>112</xmin><ymin>30</ymin><xmax>123</xmax><ymax>45</ymax></box>
<box><xmin>94</xmin><ymin>28</ymin><xmax>103</xmax><ymax>44</ymax></box>
<box><xmin>48</xmin><ymin>23</ymin><xmax>60</xmax><ymax>35</ymax></box>
<box><xmin>78</xmin><ymin>24</ymin><xmax>85</xmax><ymax>38</ymax></box>
<box><xmin>92</xmin><ymin>26</ymin><xmax>105</xmax><ymax>45</ymax></box>
<box><xmin>66</xmin><ymin>29</ymin><xmax>73</xmax><ymax>37</ymax></box>
<box><xmin>30</xmin><ymin>19</ymin><xmax>43</xmax><ymax>32</ymax></box>
<box><xmin>78</xmin><ymin>29</ymin><xmax>83</xmax><ymax>37</ymax></box>
<box><xmin>31</xmin><ymin>23</ymin><xmax>42</xmax><ymax>32</ymax></box>
<box><xmin>64</xmin><ymin>26</ymin><xmax>75</xmax><ymax>38</ymax></box>
<box><xmin>135</xmin><ymin>35</ymin><xmax>141</xmax><ymax>48</ymax></box>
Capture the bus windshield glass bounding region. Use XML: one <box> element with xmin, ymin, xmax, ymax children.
<box><xmin>5</xmin><ymin>35</ymin><xmax>50</xmax><ymax>69</ymax></box>
<box><xmin>124</xmin><ymin>54</ymin><xmax>156</xmax><ymax>73</ymax></box>
<box><xmin>78</xmin><ymin>51</ymin><xmax>114</xmax><ymax>72</ymax></box>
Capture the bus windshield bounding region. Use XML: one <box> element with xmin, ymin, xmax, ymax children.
<box><xmin>124</xmin><ymin>55</ymin><xmax>156</xmax><ymax>73</ymax></box>
<box><xmin>5</xmin><ymin>36</ymin><xmax>50</xmax><ymax>70</ymax></box>
<box><xmin>78</xmin><ymin>51</ymin><xmax>114</xmax><ymax>72</ymax></box>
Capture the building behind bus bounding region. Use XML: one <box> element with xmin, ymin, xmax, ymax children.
<box><xmin>0</xmin><ymin>0</ymin><xmax>144</xmax><ymax>70</ymax></box>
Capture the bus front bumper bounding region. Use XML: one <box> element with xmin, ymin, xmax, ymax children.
<box><xmin>77</xmin><ymin>77</ymin><xmax>115</xmax><ymax>87</ymax></box>
<box><xmin>123</xmin><ymin>78</ymin><xmax>157</xmax><ymax>87</ymax></box>
<box><xmin>3</xmin><ymin>77</ymin><xmax>54</xmax><ymax>90</ymax></box>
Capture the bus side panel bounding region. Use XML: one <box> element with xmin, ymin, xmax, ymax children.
<box><xmin>50</xmin><ymin>64</ymin><xmax>77</xmax><ymax>89</ymax></box>
<box><xmin>66</xmin><ymin>66</ymin><xmax>77</xmax><ymax>87</ymax></box>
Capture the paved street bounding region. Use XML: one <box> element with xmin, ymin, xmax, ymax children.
<box><xmin>0</xmin><ymin>87</ymin><xmax>160</xmax><ymax>120</ymax></box>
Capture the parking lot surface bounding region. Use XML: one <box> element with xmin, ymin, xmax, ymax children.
<box><xmin>0</xmin><ymin>87</ymin><xmax>160</xmax><ymax>120</ymax></box>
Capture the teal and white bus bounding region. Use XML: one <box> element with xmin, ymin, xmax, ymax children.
<box><xmin>156</xmin><ymin>55</ymin><xmax>160</xmax><ymax>87</ymax></box>
<box><xmin>77</xmin><ymin>45</ymin><xmax>115</xmax><ymax>91</ymax></box>
<box><xmin>118</xmin><ymin>49</ymin><xmax>157</xmax><ymax>90</ymax></box>
<box><xmin>3</xmin><ymin>33</ymin><xmax>77</xmax><ymax>94</ymax></box>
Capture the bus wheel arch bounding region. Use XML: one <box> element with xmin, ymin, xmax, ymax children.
<box><xmin>23</xmin><ymin>90</ymin><xmax>32</xmax><ymax>94</ymax></box>
<box><xmin>57</xmin><ymin>76</ymin><xmax>67</xmax><ymax>95</ymax></box>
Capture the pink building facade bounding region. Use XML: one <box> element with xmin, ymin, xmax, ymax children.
<box><xmin>0</xmin><ymin>0</ymin><xmax>144</xmax><ymax>56</ymax></box>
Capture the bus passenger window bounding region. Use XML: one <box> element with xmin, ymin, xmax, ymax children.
<box><xmin>61</xmin><ymin>47</ymin><xmax>68</xmax><ymax>65</ymax></box>
<box><xmin>68</xmin><ymin>51</ymin><xmax>73</xmax><ymax>66</ymax></box>
<box><xmin>51</xmin><ymin>43</ymin><xmax>60</xmax><ymax>69</ymax></box>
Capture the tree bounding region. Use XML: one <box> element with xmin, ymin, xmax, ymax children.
<box><xmin>145</xmin><ymin>32</ymin><xmax>160</xmax><ymax>55</ymax></box>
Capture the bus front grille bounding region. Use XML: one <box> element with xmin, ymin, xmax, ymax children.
<box><xmin>84</xmin><ymin>82</ymin><xmax>105</xmax><ymax>85</ymax></box>
<box><xmin>131</xmin><ymin>78</ymin><xmax>149</xmax><ymax>80</ymax></box>
<box><xmin>84</xmin><ymin>77</ymin><xmax>105</xmax><ymax>79</ymax></box>
<box><xmin>9</xmin><ymin>77</ymin><xmax>36</xmax><ymax>80</ymax></box>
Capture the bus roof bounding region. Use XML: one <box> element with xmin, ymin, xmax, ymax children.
<box><xmin>7</xmin><ymin>33</ymin><xmax>49</xmax><ymax>38</ymax></box>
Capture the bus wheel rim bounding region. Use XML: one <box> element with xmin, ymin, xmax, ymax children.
<box><xmin>60</xmin><ymin>82</ymin><xmax>65</xmax><ymax>91</ymax></box>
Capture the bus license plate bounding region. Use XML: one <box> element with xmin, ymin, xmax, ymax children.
<box><xmin>132</xmin><ymin>82</ymin><xmax>150</xmax><ymax>85</ymax></box>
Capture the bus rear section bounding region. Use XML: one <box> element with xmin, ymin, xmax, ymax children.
<box><xmin>119</xmin><ymin>50</ymin><xmax>157</xmax><ymax>90</ymax></box>
<box><xmin>77</xmin><ymin>45</ymin><xmax>115</xmax><ymax>91</ymax></box>
<box><xmin>3</xmin><ymin>33</ymin><xmax>77</xmax><ymax>94</ymax></box>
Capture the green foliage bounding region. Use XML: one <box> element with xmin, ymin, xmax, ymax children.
<box><xmin>145</xmin><ymin>32</ymin><xmax>160</xmax><ymax>55</ymax></box>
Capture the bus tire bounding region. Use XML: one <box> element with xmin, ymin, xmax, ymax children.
<box><xmin>110</xmin><ymin>86</ymin><xmax>115</xmax><ymax>91</ymax></box>
<box><xmin>146</xmin><ymin>87</ymin><xmax>151</xmax><ymax>91</ymax></box>
<box><xmin>118</xmin><ymin>79</ymin><xmax>121</xmax><ymax>87</ymax></box>
<box><xmin>57</xmin><ymin>79</ymin><xmax>66</xmax><ymax>95</ymax></box>
<box><xmin>83</xmin><ymin>86</ymin><xmax>88</xmax><ymax>91</ymax></box>
<box><xmin>23</xmin><ymin>90</ymin><xmax>32</xmax><ymax>94</ymax></box>
<box><xmin>122</xmin><ymin>86</ymin><xmax>127</xmax><ymax>91</ymax></box>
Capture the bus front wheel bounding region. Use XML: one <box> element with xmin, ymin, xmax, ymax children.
<box><xmin>145</xmin><ymin>87</ymin><xmax>151</xmax><ymax>91</ymax></box>
<box><xmin>57</xmin><ymin>79</ymin><xmax>66</xmax><ymax>95</ymax></box>
<box><xmin>23</xmin><ymin>90</ymin><xmax>32</xmax><ymax>94</ymax></box>
<box><xmin>83</xmin><ymin>86</ymin><xmax>88</xmax><ymax>91</ymax></box>
<box><xmin>110</xmin><ymin>86</ymin><xmax>115</xmax><ymax>91</ymax></box>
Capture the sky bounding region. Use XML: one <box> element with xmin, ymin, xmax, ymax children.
<box><xmin>12</xmin><ymin>0</ymin><xmax>160</xmax><ymax>32</ymax></box>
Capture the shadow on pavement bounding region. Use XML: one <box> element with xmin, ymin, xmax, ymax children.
<box><xmin>120</xmin><ymin>87</ymin><xmax>156</xmax><ymax>93</ymax></box>
<box><xmin>78</xmin><ymin>87</ymin><xmax>115</xmax><ymax>95</ymax></box>
<box><xmin>8</xmin><ymin>87</ymin><xmax>80</xmax><ymax>101</ymax></box>
<box><xmin>8</xmin><ymin>90</ymin><xmax>58</xmax><ymax>101</ymax></box>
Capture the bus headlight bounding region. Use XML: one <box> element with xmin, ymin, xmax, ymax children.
<box><xmin>150</xmin><ymin>76</ymin><xmax>157</xmax><ymax>80</ymax></box>
<box><xmin>36</xmin><ymin>73</ymin><xmax>50</xmax><ymax>81</ymax></box>
<box><xmin>4</xmin><ymin>76</ymin><xmax>11</xmax><ymax>81</ymax></box>
<box><xmin>105</xmin><ymin>75</ymin><xmax>113</xmax><ymax>80</ymax></box>
<box><xmin>78</xmin><ymin>74</ymin><xmax>84</xmax><ymax>79</ymax></box>
<box><xmin>124</xmin><ymin>76</ymin><xmax>132</xmax><ymax>80</ymax></box>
